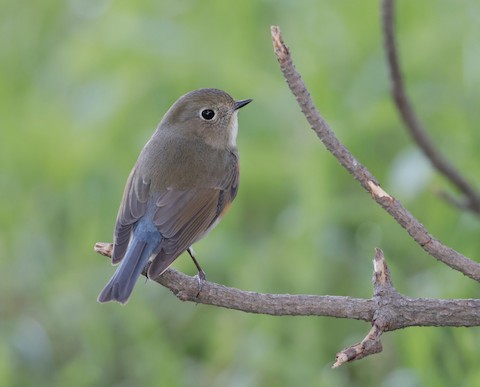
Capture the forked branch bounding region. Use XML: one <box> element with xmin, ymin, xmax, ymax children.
<box><xmin>95</xmin><ymin>243</ymin><xmax>480</xmax><ymax>366</ymax></box>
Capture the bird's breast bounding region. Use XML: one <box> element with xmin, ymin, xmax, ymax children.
<box><xmin>138</xmin><ymin>134</ymin><xmax>238</xmax><ymax>191</ymax></box>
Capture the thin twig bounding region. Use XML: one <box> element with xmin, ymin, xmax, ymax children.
<box><xmin>381</xmin><ymin>0</ymin><xmax>480</xmax><ymax>214</ymax></box>
<box><xmin>333</xmin><ymin>325</ymin><xmax>383</xmax><ymax>368</ymax></box>
<box><xmin>270</xmin><ymin>25</ymin><xmax>480</xmax><ymax>282</ymax></box>
<box><xmin>334</xmin><ymin>249</ymin><xmax>392</xmax><ymax>367</ymax></box>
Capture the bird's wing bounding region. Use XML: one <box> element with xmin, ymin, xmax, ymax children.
<box><xmin>112</xmin><ymin>165</ymin><xmax>151</xmax><ymax>264</ymax></box>
<box><xmin>147</xmin><ymin>156</ymin><xmax>239</xmax><ymax>278</ymax></box>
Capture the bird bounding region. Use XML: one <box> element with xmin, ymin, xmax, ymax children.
<box><xmin>98</xmin><ymin>88</ymin><xmax>252</xmax><ymax>304</ymax></box>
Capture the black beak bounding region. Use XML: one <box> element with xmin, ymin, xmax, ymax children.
<box><xmin>234</xmin><ymin>99</ymin><xmax>253</xmax><ymax>110</ymax></box>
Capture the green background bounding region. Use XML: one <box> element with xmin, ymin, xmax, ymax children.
<box><xmin>2</xmin><ymin>1</ymin><xmax>480</xmax><ymax>386</ymax></box>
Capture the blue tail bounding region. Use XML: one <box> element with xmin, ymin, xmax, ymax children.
<box><xmin>97</xmin><ymin>237</ymin><xmax>155</xmax><ymax>304</ymax></box>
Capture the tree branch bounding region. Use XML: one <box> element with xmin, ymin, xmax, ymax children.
<box><xmin>95</xmin><ymin>243</ymin><xmax>480</xmax><ymax>366</ymax></box>
<box><xmin>270</xmin><ymin>25</ymin><xmax>480</xmax><ymax>282</ymax></box>
<box><xmin>94</xmin><ymin>242</ymin><xmax>373</xmax><ymax>319</ymax></box>
<box><xmin>381</xmin><ymin>0</ymin><xmax>480</xmax><ymax>215</ymax></box>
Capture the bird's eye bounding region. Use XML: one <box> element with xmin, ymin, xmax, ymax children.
<box><xmin>201</xmin><ymin>109</ymin><xmax>215</xmax><ymax>120</ymax></box>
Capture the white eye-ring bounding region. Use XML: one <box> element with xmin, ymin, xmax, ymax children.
<box><xmin>200</xmin><ymin>108</ymin><xmax>215</xmax><ymax>120</ymax></box>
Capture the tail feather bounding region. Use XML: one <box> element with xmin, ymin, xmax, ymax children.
<box><xmin>97</xmin><ymin>238</ymin><xmax>152</xmax><ymax>304</ymax></box>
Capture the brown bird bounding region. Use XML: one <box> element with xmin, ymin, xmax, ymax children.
<box><xmin>98</xmin><ymin>88</ymin><xmax>252</xmax><ymax>304</ymax></box>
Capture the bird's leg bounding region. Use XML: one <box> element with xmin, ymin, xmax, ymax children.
<box><xmin>143</xmin><ymin>261</ymin><xmax>152</xmax><ymax>283</ymax></box>
<box><xmin>187</xmin><ymin>247</ymin><xmax>206</xmax><ymax>297</ymax></box>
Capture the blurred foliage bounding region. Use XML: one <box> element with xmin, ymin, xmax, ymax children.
<box><xmin>1</xmin><ymin>0</ymin><xmax>480</xmax><ymax>386</ymax></box>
